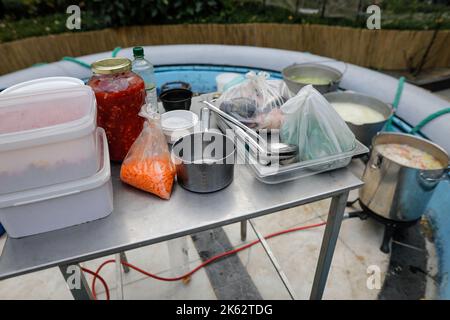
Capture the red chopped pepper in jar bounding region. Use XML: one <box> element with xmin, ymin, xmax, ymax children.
<box><xmin>88</xmin><ymin>58</ymin><xmax>146</xmax><ymax>161</ymax></box>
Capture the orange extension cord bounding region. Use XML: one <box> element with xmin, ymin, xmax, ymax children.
<box><xmin>82</xmin><ymin>221</ymin><xmax>326</xmax><ymax>300</ymax></box>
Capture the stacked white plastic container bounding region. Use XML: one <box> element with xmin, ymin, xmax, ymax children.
<box><xmin>0</xmin><ymin>77</ymin><xmax>113</xmax><ymax>238</ymax></box>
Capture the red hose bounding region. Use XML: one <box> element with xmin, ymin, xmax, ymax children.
<box><xmin>84</xmin><ymin>221</ymin><xmax>326</xmax><ymax>300</ymax></box>
<box><xmin>80</xmin><ymin>267</ymin><xmax>110</xmax><ymax>300</ymax></box>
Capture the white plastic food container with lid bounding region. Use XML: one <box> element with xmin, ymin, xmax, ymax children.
<box><xmin>0</xmin><ymin>128</ymin><xmax>113</xmax><ymax>238</ymax></box>
<box><xmin>0</xmin><ymin>77</ymin><xmax>85</xmax><ymax>95</ymax></box>
<box><xmin>161</xmin><ymin>110</ymin><xmax>199</xmax><ymax>144</ymax></box>
<box><xmin>0</xmin><ymin>86</ymin><xmax>98</xmax><ymax>195</ymax></box>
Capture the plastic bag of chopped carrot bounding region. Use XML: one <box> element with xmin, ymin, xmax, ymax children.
<box><xmin>120</xmin><ymin>110</ymin><xmax>175</xmax><ymax>200</ymax></box>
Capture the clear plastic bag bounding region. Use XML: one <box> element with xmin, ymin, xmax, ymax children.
<box><xmin>267</xmin><ymin>79</ymin><xmax>293</xmax><ymax>101</ymax></box>
<box><xmin>280</xmin><ymin>85</ymin><xmax>356</xmax><ymax>161</ymax></box>
<box><xmin>217</xmin><ymin>71</ymin><xmax>286</xmax><ymax>130</ymax></box>
<box><xmin>120</xmin><ymin>109</ymin><xmax>176</xmax><ymax>200</ymax></box>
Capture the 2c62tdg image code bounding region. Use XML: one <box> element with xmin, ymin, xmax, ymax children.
<box><xmin>218</xmin><ymin>304</ymin><xmax>272</xmax><ymax>316</ymax></box>
<box><xmin>176</xmin><ymin>304</ymin><xmax>273</xmax><ymax>318</ymax></box>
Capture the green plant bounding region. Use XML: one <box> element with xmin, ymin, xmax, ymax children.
<box><xmin>382</xmin><ymin>0</ymin><xmax>449</xmax><ymax>14</ymax></box>
<box><xmin>0</xmin><ymin>11</ymin><xmax>104</xmax><ymax>42</ymax></box>
<box><xmin>2</xmin><ymin>0</ymin><xmax>78</xmax><ymax>19</ymax></box>
<box><xmin>86</xmin><ymin>0</ymin><xmax>222</xmax><ymax>26</ymax></box>
<box><xmin>0</xmin><ymin>0</ymin><xmax>449</xmax><ymax>44</ymax></box>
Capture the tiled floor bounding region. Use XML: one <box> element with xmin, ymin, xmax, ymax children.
<box><xmin>0</xmin><ymin>204</ymin><xmax>438</xmax><ymax>300</ymax></box>
<box><xmin>0</xmin><ymin>203</ymin><xmax>390</xmax><ymax>300</ymax></box>
<box><xmin>0</xmin><ymin>158</ymin><xmax>440</xmax><ymax>300</ymax></box>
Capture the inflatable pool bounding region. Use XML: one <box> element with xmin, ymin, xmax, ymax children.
<box><xmin>0</xmin><ymin>44</ymin><xmax>449</xmax><ymax>298</ymax></box>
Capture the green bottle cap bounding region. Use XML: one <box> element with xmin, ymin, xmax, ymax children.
<box><xmin>133</xmin><ymin>46</ymin><xmax>144</xmax><ymax>58</ymax></box>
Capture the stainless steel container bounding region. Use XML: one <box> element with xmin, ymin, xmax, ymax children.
<box><xmin>171</xmin><ymin>109</ymin><xmax>236</xmax><ymax>193</ymax></box>
<box><xmin>324</xmin><ymin>92</ymin><xmax>393</xmax><ymax>147</ymax></box>
<box><xmin>282</xmin><ymin>63</ymin><xmax>342</xmax><ymax>95</ymax></box>
<box><xmin>360</xmin><ymin>133</ymin><xmax>449</xmax><ymax>222</ymax></box>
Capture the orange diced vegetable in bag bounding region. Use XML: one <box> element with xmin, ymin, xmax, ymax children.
<box><xmin>120</xmin><ymin>155</ymin><xmax>175</xmax><ymax>200</ymax></box>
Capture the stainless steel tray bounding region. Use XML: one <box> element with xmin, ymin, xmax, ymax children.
<box><xmin>216</xmin><ymin>116</ymin><xmax>369</xmax><ymax>184</ymax></box>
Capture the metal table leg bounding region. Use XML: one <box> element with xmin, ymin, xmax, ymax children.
<box><xmin>59</xmin><ymin>264</ymin><xmax>93</xmax><ymax>300</ymax></box>
<box><xmin>120</xmin><ymin>251</ymin><xmax>130</xmax><ymax>273</ymax></box>
<box><xmin>310</xmin><ymin>191</ymin><xmax>349</xmax><ymax>300</ymax></box>
<box><xmin>240</xmin><ymin>220</ymin><xmax>247</xmax><ymax>241</ymax></box>
<box><xmin>115</xmin><ymin>253</ymin><xmax>124</xmax><ymax>300</ymax></box>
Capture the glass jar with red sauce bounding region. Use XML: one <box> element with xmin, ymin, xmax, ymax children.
<box><xmin>89</xmin><ymin>58</ymin><xmax>146</xmax><ymax>161</ymax></box>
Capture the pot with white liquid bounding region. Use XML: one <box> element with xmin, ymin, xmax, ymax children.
<box><xmin>324</xmin><ymin>92</ymin><xmax>393</xmax><ymax>147</ymax></box>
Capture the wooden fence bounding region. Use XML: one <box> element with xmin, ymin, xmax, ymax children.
<box><xmin>0</xmin><ymin>23</ymin><xmax>449</xmax><ymax>75</ymax></box>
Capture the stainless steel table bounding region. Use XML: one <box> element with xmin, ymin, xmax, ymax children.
<box><xmin>0</xmin><ymin>162</ymin><xmax>362</xmax><ymax>300</ymax></box>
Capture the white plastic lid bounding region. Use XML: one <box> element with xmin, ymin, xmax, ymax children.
<box><xmin>1</xmin><ymin>77</ymin><xmax>84</xmax><ymax>95</ymax></box>
<box><xmin>0</xmin><ymin>86</ymin><xmax>96</xmax><ymax>152</ymax></box>
<box><xmin>161</xmin><ymin>110</ymin><xmax>198</xmax><ymax>131</ymax></box>
<box><xmin>0</xmin><ymin>128</ymin><xmax>110</xmax><ymax>208</ymax></box>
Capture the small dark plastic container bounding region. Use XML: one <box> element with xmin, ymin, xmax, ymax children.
<box><xmin>160</xmin><ymin>81</ymin><xmax>192</xmax><ymax>93</ymax></box>
<box><xmin>160</xmin><ymin>88</ymin><xmax>193</xmax><ymax>112</ymax></box>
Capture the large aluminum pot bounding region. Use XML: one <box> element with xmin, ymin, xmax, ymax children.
<box><xmin>324</xmin><ymin>92</ymin><xmax>393</xmax><ymax>147</ymax></box>
<box><xmin>360</xmin><ymin>133</ymin><xmax>449</xmax><ymax>222</ymax></box>
<box><xmin>282</xmin><ymin>63</ymin><xmax>342</xmax><ymax>95</ymax></box>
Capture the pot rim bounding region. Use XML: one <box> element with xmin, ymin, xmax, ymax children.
<box><xmin>171</xmin><ymin>131</ymin><xmax>236</xmax><ymax>165</ymax></box>
<box><xmin>282</xmin><ymin>63</ymin><xmax>343</xmax><ymax>77</ymax></box>
<box><xmin>282</xmin><ymin>63</ymin><xmax>343</xmax><ymax>89</ymax></box>
<box><xmin>371</xmin><ymin>132</ymin><xmax>449</xmax><ymax>170</ymax></box>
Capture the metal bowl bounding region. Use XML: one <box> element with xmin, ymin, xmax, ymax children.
<box><xmin>324</xmin><ymin>92</ymin><xmax>394</xmax><ymax>147</ymax></box>
<box><xmin>282</xmin><ymin>63</ymin><xmax>342</xmax><ymax>95</ymax></box>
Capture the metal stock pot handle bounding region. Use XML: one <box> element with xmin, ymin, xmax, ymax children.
<box><xmin>419</xmin><ymin>166</ymin><xmax>450</xmax><ymax>183</ymax></box>
<box><xmin>371</xmin><ymin>153</ymin><xmax>383</xmax><ymax>169</ymax></box>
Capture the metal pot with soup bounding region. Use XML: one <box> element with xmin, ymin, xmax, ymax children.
<box><xmin>282</xmin><ymin>63</ymin><xmax>342</xmax><ymax>95</ymax></box>
<box><xmin>360</xmin><ymin>133</ymin><xmax>449</xmax><ymax>222</ymax></box>
<box><xmin>324</xmin><ymin>92</ymin><xmax>393</xmax><ymax>147</ymax></box>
